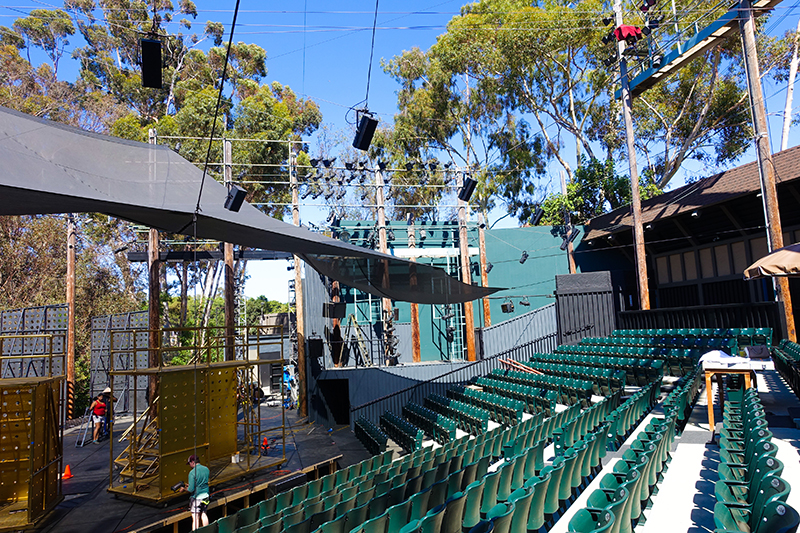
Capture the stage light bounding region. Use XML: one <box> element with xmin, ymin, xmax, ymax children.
<box><xmin>387</xmin><ymin>229</ymin><xmax>395</xmax><ymax>241</ymax></box>
<box><xmin>652</xmin><ymin>54</ymin><xmax>663</xmax><ymax>68</ymax></box>
<box><xmin>501</xmin><ymin>300</ymin><xmax>515</xmax><ymax>313</ymax></box>
<box><xmin>519</xmin><ymin>250</ymin><xmax>529</xmax><ymax>264</ymax></box>
<box><xmin>378</xmin><ymin>160</ymin><xmax>387</xmax><ymax>172</ymax></box>
<box><xmin>419</xmin><ymin>229</ymin><xmax>427</xmax><ymax>240</ymax></box>
<box><xmin>520</xmin><ymin>297</ymin><xmax>530</xmax><ymax>306</ymax></box>
<box><xmin>405</xmin><ymin>162</ymin><xmax>415</xmax><ymax>171</ymax></box>
<box><xmin>322</xmin><ymin>158</ymin><xmax>335</xmax><ymax>168</ymax></box>
<box><xmin>602</xmin><ymin>15</ymin><xmax>614</xmax><ymax>25</ymax></box>
<box><xmin>486</xmin><ymin>262</ymin><xmax>494</xmax><ymax>274</ymax></box>
<box><xmin>310</xmin><ymin>158</ymin><xmax>320</xmax><ymax>167</ymax></box>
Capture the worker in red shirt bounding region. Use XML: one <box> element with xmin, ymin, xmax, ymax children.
<box><xmin>89</xmin><ymin>393</ymin><xmax>106</xmax><ymax>443</ymax></box>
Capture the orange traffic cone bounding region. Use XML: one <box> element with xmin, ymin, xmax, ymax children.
<box><xmin>62</xmin><ymin>465</ymin><xmax>73</xmax><ymax>480</ymax></box>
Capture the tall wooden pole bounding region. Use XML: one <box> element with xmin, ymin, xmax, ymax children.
<box><xmin>66</xmin><ymin>214</ymin><xmax>76</xmax><ymax>418</ymax></box>
<box><xmin>458</xmin><ymin>170</ymin><xmax>477</xmax><ymax>361</ymax></box>
<box><xmin>147</xmin><ymin>129</ymin><xmax>160</xmax><ymax>413</ymax></box>
<box><xmin>560</xmin><ymin>171</ymin><xmax>577</xmax><ymax>274</ymax></box>
<box><xmin>615</xmin><ymin>0</ymin><xmax>650</xmax><ymax>310</ymax></box>
<box><xmin>223</xmin><ymin>138</ymin><xmax>236</xmax><ymax>361</ymax></box>
<box><xmin>478</xmin><ymin>213</ymin><xmax>491</xmax><ymax>328</ymax></box>
<box><xmin>290</xmin><ymin>149</ymin><xmax>308</xmax><ymax>417</ymax></box>
<box><xmin>375</xmin><ymin>167</ymin><xmax>394</xmax><ymax>363</ymax></box>
<box><xmin>739</xmin><ymin>0</ymin><xmax>796</xmax><ymax>341</ymax></box>
<box><xmin>408</xmin><ymin>217</ymin><xmax>422</xmax><ymax>362</ymax></box>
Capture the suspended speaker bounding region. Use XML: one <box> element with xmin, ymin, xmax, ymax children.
<box><xmin>352</xmin><ymin>114</ymin><xmax>378</xmax><ymax>151</ymax></box>
<box><xmin>458</xmin><ymin>176</ymin><xmax>478</xmax><ymax>202</ymax></box>
<box><xmin>224</xmin><ymin>185</ymin><xmax>247</xmax><ymax>212</ymax></box>
<box><xmin>140</xmin><ymin>38</ymin><xmax>162</xmax><ymax>89</ymax></box>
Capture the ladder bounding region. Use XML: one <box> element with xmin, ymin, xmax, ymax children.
<box><xmin>343</xmin><ymin>314</ymin><xmax>371</xmax><ymax>367</ymax></box>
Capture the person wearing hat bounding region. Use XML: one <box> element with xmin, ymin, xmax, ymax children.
<box><xmin>89</xmin><ymin>393</ymin><xmax>105</xmax><ymax>443</ymax></box>
<box><xmin>100</xmin><ymin>387</ymin><xmax>117</xmax><ymax>439</ymax></box>
<box><xmin>180</xmin><ymin>455</ymin><xmax>210</xmax><ymax>530</ymax></box>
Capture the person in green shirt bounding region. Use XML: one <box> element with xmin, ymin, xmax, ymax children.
<box><xmin>180</xmin><ymin>455</ymin><xmax>210</xmax><ymax>530</ymax></box>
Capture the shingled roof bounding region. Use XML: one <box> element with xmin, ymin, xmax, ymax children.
<box><xmin>583</xmin><ymin>145</ymin><xmax>800</xmax><ymax>240</ymax></box>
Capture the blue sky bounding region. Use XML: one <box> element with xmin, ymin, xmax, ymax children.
<box><xmin>2</xmin><ymin>1</ymin><xmax>800</xmax><ymax>301</ymax></box>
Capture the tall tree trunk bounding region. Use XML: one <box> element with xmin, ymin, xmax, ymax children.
<box><xmin>781</xmin><ymin>19</ymin><xmax>800</xmax><ymax>151</ymax></box>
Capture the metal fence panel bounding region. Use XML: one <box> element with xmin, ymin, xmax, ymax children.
<box><xmin>482</xmin><ymin>303</ymin><xmax>557</xmax><ymax>357</ymax></box>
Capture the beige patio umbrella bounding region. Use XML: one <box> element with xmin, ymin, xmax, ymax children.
<box><xmin>744</xmin><ymin>243</ymin><xmax>800</xmax><ymax>279</ymax></box>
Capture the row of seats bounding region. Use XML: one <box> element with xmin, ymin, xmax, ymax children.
<box><xmin>383</xmin><ymin>395</ymin><xmax>620</xmax><ymax>533</ymax></box>
<box><xmin>381</xmin><ymin>412</ymin><xmax>425</xmax><ymax>453</ymax></box>
<box><xmin>354</xmin><ymin>417</ymin><xmax>388</xmax><ymax>456</ymax></box>
<box><xmin>714</xmin><ymin>383</ymin><xmax>799</xmax><ymax>533</ymax></box>
<box><xmin>567</xmin><ymin>375</ymin><xmax>689</xmax><ymax>533</ymax></box>
<box><xmin>447</xmin><ymin>385</ymin><xmax>525</xmax><ymax>426</ymax></box>
<box><xmin>424</xmin><ymin>394</ymin><xmax>489</xmax><ymax>435</ymax></box>
<box><xmin>517</xmin><ymin>361</ymin><xmax>626</xmax><ymax>396</ymax></box>
<box><xmin>542</xmin><ymin>349</ymin><xmax>666</xmax><ymax>384</ymax></box>
<box><xmin>605</xmin><ymin>379</ymin><xmax>662</xmax><ymax>447</ymax></box>
<box><xmin>773</xmin><ymin>340</ymin><xmax>800</xmax><ymax>401</ymax></box>
<box><xmin>556</xmin><ymin>343</ymin><xmax>687</xmax><ymax>379</ymax></box>
<box><xmin>610</xmin><ymin>327</ymin><xmax>772</xmax><ymax>346</ymax></box>
<box><xmin>489</xmin><ymin>368</ymin><xmax>596</xmax><ymax>407</ymax></box>
<box><xmin>585</xmin><ymin>334</ymin><xmax>738</xmax><ymax>351</ymax></box>
<box><xmin>402</xmin><ymin>403</ymin><xmax>456</xmax><ymax>445</ymax></box>
<box><xmin>475</xmin><ymin>376</ymin><xmax>558</xmax><ymax>417</ymax></box>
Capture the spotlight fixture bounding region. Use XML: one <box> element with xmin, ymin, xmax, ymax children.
<box><xmin>387</xmin><ymin>229</ymin><xmax>396</xmax><ymax>241</ymax></box>
<box><xmin>429</xmin><ymin>161</ymin><xmax>438</xmax><ymax>171</ymax></box>
<box><xmin>602</xmin><ymin>15</ymin><xmax>614</xmax><ymax>25</ymax></box>
<box><xmin>519</xmin><ymin>250</ymin><xmax>529</xmax><ymax>264</ymax></box>
<box><xmin>445</xmin><ymin>325</ymin><xmax>455</xmax><ymax>343</ymax></box>
<box><xmin>519</xmin><ymin>297</ymin><xmax>531</xmax><ymax>307</ymax></box>
<box><xmin>405</xmin><ymin>162</ymin><xmax>415</xmax><ymax>171</ymax></box>
<box><xmin>345</xmin><ymin>162</ymin><xmax>354</xmax><ymax>171</ymax></box>
<box><xmin>501</xmin><ymin>300</ymin><xmax>515</xmax><ymax>313</ymax></box>
<box><xmin>378</xmin><ymin>160</ymin><xmax>387</xmax><ymax>172</ymax></box>
<box><xmin>602</xmin><ymin>32</ymin><xmax>615</xmax><ymax>45</ymax></box>
<box><xmin>486</xmin><ymin>262</ymin><xmax>494</xmax><ymax>274</ymax></box>
<box><xmin>322</xmin><ymin>158</ymin><xmax>335</xmax><ymax>168</ymax></box>
<box><xmin>339</xmin><ymin>230</ymin><xmax>351</xmax><ymax>242</ymax></box>
<box><xmin>651</xmin><ymin>54</ymin><xmax>663</xmax><ymax>68</ymax></box>
<box><xmin>310</xmin><ymin>158</ymin><xmax>320</xmax><ymax>167</ymax></box>
<box><xmin>419</xmin><ymin>229</ymin><xmax>427</xmax><ymax>240</ymax></box>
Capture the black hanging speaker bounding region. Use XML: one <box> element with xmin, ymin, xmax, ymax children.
<box><xmin>141</xmin><ymin>38</ymin><xmax>162</xmax><ymax>89</ymax></box>
<box><xmin>458</xmin><ymin>176</ymin><xmax>478</xmax><ymax>202</ymax></box>
<box><xmin>224</xmin><ymin>185</ymin><xmax>247</xmax><ymax>212</ymax></box>
<box><xmin>353</xmin><ymin>114</ymin><xmax>378</xmax><ymax>151</ymax></box>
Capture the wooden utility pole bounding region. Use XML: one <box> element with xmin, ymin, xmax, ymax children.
<box><xmin>407</xmin><ymin>216</ymin><xmax>422</xmax><ymax>362</ymax></box>
<box><xmin>478</xmin><ymin>213</ymin><xmax>491</xmax><ymax>327</ymax></box>
<box><xmin>290</xmin><ymin>149</ymin><xmax>308</xmax><ymax>417</ymax></box>
<box><xmin>223</xmin><ymin>138</ymin><xmax>235</xmax><ymax>361</ymax></box>
<box><xmin>458</xmin><ymin>170</ymin><xmax>477</xmax><ymax>361</ymax></box>
<box><xmin>66</xmin><ymin>214</ymin><xmax>76</xmax><ymax>418</ymax></box>
<box><xmin>560</xmin><ymin>171</ymin><xmax>577</xmax><ymax>274</ymax></box>
<box><xmin>375</xmin><ymin>167</ymin><xmax>394</xmax><ymax>363</ymax></box>
<box><xmin>615</xmin><ymin>0</ymin><xmax>650</xmax><ymax>310</ymax></box>
<box><xmin>147</xmin><ymin>129</ymin><xmax>160</xmax><ymax>411</ymax></box>
<box><xmin>739</xmin><ymin>0</ymin><xmax>796</xmax><ymax>341</ymax></box>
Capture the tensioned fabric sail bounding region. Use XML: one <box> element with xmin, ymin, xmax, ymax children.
<box><xmin>0</xmin><ymin>106</ymin><xmax>500</xmax><ymax>304</ymax></box>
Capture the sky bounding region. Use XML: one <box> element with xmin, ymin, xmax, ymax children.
<box><xmin>2</xmin><ymin>1</ymin><xmax>800</xmax><ymax>302</ymax></box>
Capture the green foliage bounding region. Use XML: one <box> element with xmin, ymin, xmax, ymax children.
<box><xmin>536</xmin><ymin>158</ymin><xmax>661</xmax><ymax>226</ymax></box>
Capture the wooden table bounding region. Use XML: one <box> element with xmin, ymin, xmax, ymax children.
<box><xmin>704</xmin><ymin>367</ymin><xmax>752</xmax><ymax>432</ymax></box>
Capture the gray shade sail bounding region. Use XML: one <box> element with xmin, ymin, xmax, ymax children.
<box><xmin>0</xmin><ymin>106</ymin><xmax>499</xmax><ymax>304</ymax></box>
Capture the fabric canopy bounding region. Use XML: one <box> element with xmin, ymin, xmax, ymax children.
<box><xmin>0</xmin><ymin>106</ymin><xmax>500</xmax><ymax>304</ymax></box>
<box><xmin>744</xmin><ymin>243</ymin><xmax>800</xmax><ymax>280</ymax></box>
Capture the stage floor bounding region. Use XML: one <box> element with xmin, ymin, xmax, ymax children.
<box><xmin>25</xmin><ymin>406</ymin><xmax>367</xmax><ymax>533</ymax></box>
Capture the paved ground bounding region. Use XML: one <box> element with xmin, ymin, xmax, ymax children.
<box><xmin>26</xmin><ymin>405</ymin><xmax>366</xmax><ymax>533</ymax></box>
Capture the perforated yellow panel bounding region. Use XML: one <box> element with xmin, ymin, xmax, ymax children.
<box><xmin>0</xmin><ymin>378</ymin><xmax>62</xmax><ymax>530</ymax></box>
<box><xmin>207</xmin><ymin>368</ymin><xmax>237</xmax><ymax>459</ymax></box>
<box><xmin>0</xmin><ymin>385</ymin><xmax>32</xmax><ymax>502</ymax></box>
<box><xmin>160</xmin><ymin>369</ymin><xmax>209</xmax><ymax>456</ymax></box>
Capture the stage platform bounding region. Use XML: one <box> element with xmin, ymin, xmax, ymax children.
<box><xmin>25</xmin><ymin>407</ymin><xmax>369</xmax><ymax>533</ymax></box>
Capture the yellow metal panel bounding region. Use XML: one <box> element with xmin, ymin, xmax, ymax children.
<box><xmin>207</xmin><ymin>368</ymin><xmax>237</xmax><ymax>459</ymax></box>
<box><xmin>0</xmin><ymin>385</ymin><xmax>32</xmax><ymax>502</ymax></box>
<box><xmin>159</xmin><ymin>368</ymin><xmax>208</xmax><ymax>456</ymax></box>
